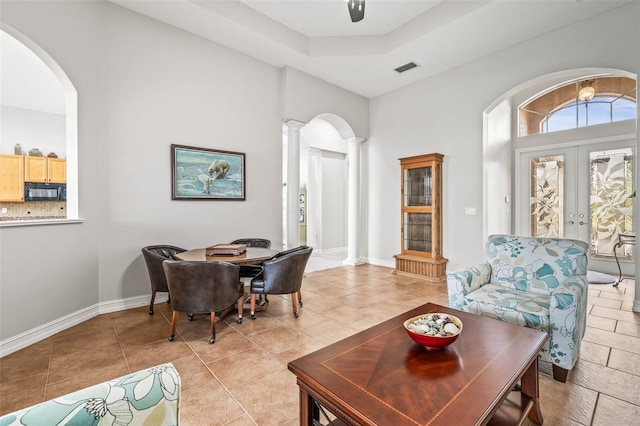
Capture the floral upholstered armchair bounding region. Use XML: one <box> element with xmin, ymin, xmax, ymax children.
<box><xmin>0</xmin><ymin>363</ymin><xmax>180</xmax><ymax>425</ymax></box>
<box><xmin>447</xmin><ymin>234</ymin><xmax>589</xmax><ymax>382</ymax></box>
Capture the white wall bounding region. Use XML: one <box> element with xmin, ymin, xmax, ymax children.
<box><xmin>321</xmin><ymin>151</ymin><xmax>347</xmax><ymax>250</ymax></box>
<box><xmin>366</xmin><ymin>2</ymin><xmax>639</xmax><ymax>271</ymax></box>
<box><xmin>0</xmin><ymin>0</ymin><xmax>369</xmax><ymax>353</ymax></box>
<box><xmin>1</xmin><ymin>106</ymin><xmax>66</xmax><ymax>157</ymax></box>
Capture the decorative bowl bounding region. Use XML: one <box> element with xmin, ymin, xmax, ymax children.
<box><xmin>403</xmin><ymin>313</ymin><xmax>463</xmax><ymax>351</ymax></box>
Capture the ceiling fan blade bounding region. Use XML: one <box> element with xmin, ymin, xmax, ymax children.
<box><xmin>348</xmin><ymin>0</ymin><xmax>365</xmax><ymax>23</ymax></box>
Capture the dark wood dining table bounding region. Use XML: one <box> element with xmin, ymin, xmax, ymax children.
<box><xmin>174</xmin><ymin>247</ymin><xmax>278</xmax><ymax>265</ymax></box>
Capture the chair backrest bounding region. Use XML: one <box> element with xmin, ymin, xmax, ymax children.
<box><xmin>231</xmin><ymin>238</ymin><xmax>271</xmax><ymax>249</ymax></box>
<box><xmin>260</xmin><ymin>246</ymin><xmax>312</xmax><ymax>294</ymax></box>
<box><xmin>162</xmin><ymin>260</ymin><xmax>240</xmax><ymax>314</ymax></box>
<box><xmin>142</xmin><ymin>245</ymin><xmax>187</xmax><ymax>292</ymax></box>
<box><xmin>486</xmin><ymin>234</ymin><xmax>588</xmax><ymax>294</ymax></box>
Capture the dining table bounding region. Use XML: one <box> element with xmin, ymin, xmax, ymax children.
<box><xmin>174</xmin><ymin>247</ymin><xmax>278</xmax><ymax>265</ymax></box>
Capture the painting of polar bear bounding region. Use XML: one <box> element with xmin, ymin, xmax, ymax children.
<box><xmin>171</xmin><ymin>144</ymin><xmax>245</xmax><ymax>200</ymax></box>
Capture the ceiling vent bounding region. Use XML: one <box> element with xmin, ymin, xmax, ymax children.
<box><xmin>394</xmin><ymin>62</ymin><xmax>418</xmax><ymax>74</ymax></box>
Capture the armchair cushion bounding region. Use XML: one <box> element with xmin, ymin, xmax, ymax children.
<box><xmin>0</xmin><ymin>363</ymin><xmax>180</xmax><ymax>425</ymax></box>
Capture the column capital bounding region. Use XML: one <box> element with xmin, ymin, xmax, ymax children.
<box><xmin>284</xmin><ymin>119</ymin><xmax>306</xmax><ymax>131</ymax></box>
<box><xmin>346</xmin><ymin>136</ymin><xmax>366</xmax><ymax>144</ymax></box>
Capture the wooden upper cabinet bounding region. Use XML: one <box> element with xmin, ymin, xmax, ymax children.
<box><xmin>0</xmin><ymin>155</ymin><xmax>25</xmax><ymax>202</ymax></box>
<box><xmin>24</xmin><ymin>156</ymin><xmax>66</xmax><ymax>183</ymax></box>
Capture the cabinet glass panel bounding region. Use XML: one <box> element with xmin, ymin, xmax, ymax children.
<box><xmin>404</xmin><ymin>212</ymin><xmax>432</xmax><ymax>252</ymax></box>
<box><xmin>404</xmin><ymin>166</ymin><xmax>432</xmax><ymax>207</ymax></box>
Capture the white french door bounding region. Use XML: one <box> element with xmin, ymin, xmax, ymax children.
<box><xmin>517</xmin><ymin>139</ymin><xmax>635</xmax><ymax>274</ymax></box>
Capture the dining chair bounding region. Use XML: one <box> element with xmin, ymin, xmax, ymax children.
<box><xmin>141</xmin><ymin>245</ymin><xmax>186</xmax><ymax>315</ymax></box>
<box><xmin>162</xmin><ymin>260</ymin><xmax>243</xmax><ymax>344</ymax></box>
<box><xmin>249</xmin><ymin>246</ymin><xmax>312</xmax><ymax>320</ymax></box>
<box><xmin>230</xmin><ymin>238</ymin><xmax>271</xmax><ymax>248</ymax></box>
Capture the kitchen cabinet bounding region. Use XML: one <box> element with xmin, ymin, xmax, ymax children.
<box><xmin>0</xmin><ymin>155</ymin><xmax>25</xmax><ymax>202</ymax></box>
<box><xmin>393</xmin><ymin>153</ymin><xmax>447</xmax><ymax>282</ymax></box>
<box><xmin>24</xmin><ymin>156</ymin><xmax>66</xmax><ymax>183</ymax></box>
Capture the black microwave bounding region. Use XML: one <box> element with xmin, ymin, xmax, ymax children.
<box><xmin>24</xmin><ymin>182</ymin><xmax>66</xmax><ymax>202</ymax></box>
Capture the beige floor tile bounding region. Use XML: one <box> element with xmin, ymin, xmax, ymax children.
<box><xmin>592</xmin><ymin>394</ymin><xmax>640</xmax><ymax>426</ymax></box>
<box><xmin>578</xmin><ymin>340</ymin><xmax>610</xmax><ymax>366</ymax></box>
<box><xmin>583</xmin><ymin>327</ymin><xmax>640</xmax><ymax>355</ymax></box>
<box><xmin>538</xmin><ymin>373</ymin><xmax>598</xmax><ymax>425</ymax></box>
<box><xmin>588</xmin><ymin>295</ymin><xmax>622</xmax><ymax>309</ymax></box>
<box><xmin>590</xmin><ymin>306</ymin><xmax>640</xmax><ymax>324</ymax></box>
<box><xmin>0</xmin><ymin>338</ymin><xmax>52</xmax><ymax>383</ymax></box>
<box><xmin>222</xmin><ymin>414</ymin><xmax>259</xmax><ymax>425</ymax></box>
<box><xmin>586</xmin><ymin>314</ymin><xmax>617</xmax><ymax>332</ymax></box>
<box><xmin>607</xmin><ymin>348</ymin><xmax>640</xmax><ymax>376</ymax></box>
<box><xmin>570</xmin><ymin>359</ymin><xmax>640</xmax><ymax>405</ymax></box>
<box><xmin>248</xmin><ymin>326</ymin><xmax>309</xmax><ymax>355</ymax></box>
<box><xmin>48</xmin><ymin>342</ymin><xmax>125</xmax><ymax>383</ymax></box>
<box><xmin>188</xmin><ymin>329</ymin><xmax>258</xmax><ymax>364</ymax></box>
<box><xmin>232</xmin><ymin>369</ymin><xmax>299</xmax><ymax>426</ymax></box>
<box><xmin>45</xmin><ymin>361</ymin><xmax>130</xmax><ymax>400</ymax></box>
<box><xmin>180</xmin><ymin>383</ymin><xmax>245</xmax><ymax>426</ymax></box>
<box><xmin>0</xmin><ymin>371</ymin><xmax>47</xmax><ymax>416</ymax></box>
<box><xmin>122</xmin><ymin>337</ymin><xmax>194</xmax><ymax>371</ymax></box>
<box><xmin>207</xmin><ymin>348</ymin><xmax>286</xmax><ymax>391</ymax></box>
<box><xmin>615</xmin><ymin>319</ymin><xmax>640</xmax><ymax>337</ymax></box>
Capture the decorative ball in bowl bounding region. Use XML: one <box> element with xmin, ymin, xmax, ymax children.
<box><xmin>403</xmin><ymin>313</ymin><xmax>463</xmax><ymax>351</ymax></box>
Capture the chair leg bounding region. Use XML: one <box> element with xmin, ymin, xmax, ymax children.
<box><xmin>291</xmin><ymin>292</ymin><xmax>299</xmax><ymax>318</ymax></box>
<box><xmin>297</xmin><ymin>289</ymin><xmax>302</xmax><ymax>306</ymax></box>
<box><xmin>236</xmin><ymin>295</ymin><xmax>244</xmax><ymax>324</ymax></box>
<box><xmin>552</xmin><ymin>365</ymin><xmax>569</xmax><ymax>382</ymax></box>
<box><xmin>149</xmin><ymin>290</ymin><xmax>157</xmax><ymax>315</ymax></box>
<box><xmin>250</xmin><ymin>294</ymin><xmax>257</xmax><ymax>320</ymax></box>
<box><xmin>209</xmin><ymin>312</ymin><xmax>217</xmax><ymax>344</ymax></box>
<box><xmin>168</xmin><ymin>311</ymin><xmax>179</xmax><ymax>341</ymax></box>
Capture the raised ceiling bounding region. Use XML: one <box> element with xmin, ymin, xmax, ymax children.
<box><xmin>110</xmin><ymin>0</ymin><xmax>630</xmax><ymax>98</ymax></box>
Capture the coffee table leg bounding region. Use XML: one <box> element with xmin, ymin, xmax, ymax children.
<box><xmin>299</xmin><ymin>386</ymin><xmax>316</xmax><ymax>426</ymax></box>
<box><xmin>521</xmin><ymin>357</ymin><xmax>543</xmax><ymax>425</ymax></box>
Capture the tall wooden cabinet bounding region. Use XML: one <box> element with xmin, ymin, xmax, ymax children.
<box><xmin>0</xmin><ymin>155</ymin><xmax>25</xmax><ymax>202</ymax></box>
<box><xmin>393</xmin><ymin>153</ymin><xmax>447</xmax><ymax>282</ymax></box>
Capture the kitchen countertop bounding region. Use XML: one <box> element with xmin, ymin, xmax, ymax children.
<box><xmin>0</xmin><ymin>216</ymin><xmax>66</xmax><ymax>222</ymax></box>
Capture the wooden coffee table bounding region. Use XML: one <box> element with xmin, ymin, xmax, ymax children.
<box><xmin>288</xmin><ymin>303</ymin><xmax>548</xmax><ymax>425</ymax></box>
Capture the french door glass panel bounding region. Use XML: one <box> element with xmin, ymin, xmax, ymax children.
<box><xmin>519</xmin><ymin>141</ymin><xmax>634</xmax><ymax>267</ymax></box>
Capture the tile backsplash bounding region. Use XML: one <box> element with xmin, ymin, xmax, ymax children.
<box><xmin>0</xmin><ymin>201</ymin><xmax>66</xmax><ymax>218</ymax></box>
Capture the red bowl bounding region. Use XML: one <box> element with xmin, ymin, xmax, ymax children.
<box><xmin>403</xmin><ymin>313</ymin><xmax>463</xmax><ymax>351</ymax></box>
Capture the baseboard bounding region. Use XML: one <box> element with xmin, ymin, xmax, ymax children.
<box><xmin>364</xmin><ymin>257</ymin><xmax>395</xmax><ymax>269</ymax></box>
<box><xmin>0</xmin><ymin>293</ymin><xmax>165</xmax><ymax>357</ymax></box>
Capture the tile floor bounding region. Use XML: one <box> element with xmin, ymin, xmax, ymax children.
<box><xmin>0</xmin><ymin>265</ymin><xmax>639</xmax><ymax>425</ymax></box>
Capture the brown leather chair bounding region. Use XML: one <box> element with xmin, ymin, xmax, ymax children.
<box><xmin>249</xmin><ymin>246</ymin><xmax>312</xmax><ymax>319</ymax></box>
<box><xmin>162</xmin><ymin>260</ymin><xmax>243</xmax><ymax>344</ymax></box>
<box><xmin>141</xmin><ymin>245</ymin><xmax>186</xmax><ymax>315</ymax></box>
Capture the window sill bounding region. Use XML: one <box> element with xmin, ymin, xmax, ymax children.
<box><xmin>0</xmin><ymin>218</ymin><xmax>86</xmax><ymax>228</ymax></box>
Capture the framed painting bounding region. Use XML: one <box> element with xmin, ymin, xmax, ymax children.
<box><xmin>171</xmin><ymin>144</ymin><xmax>245</xmax><ymax>200</ymax></box>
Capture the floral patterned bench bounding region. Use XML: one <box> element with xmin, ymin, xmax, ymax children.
<box><xmin>0</xmin><ymin>363</ymin><xmax>180</xmax><ymax>425</ymax></box>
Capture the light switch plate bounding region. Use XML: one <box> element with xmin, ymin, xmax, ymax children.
<box><xmin>1</xmin><ymin>208</ymin><xmax>7</xmax><ymax>214</ymax></box>
<box><xmin>465</xmin><ymin>207</ymin><xmax>477</xmax><ymax>215</ymax></box>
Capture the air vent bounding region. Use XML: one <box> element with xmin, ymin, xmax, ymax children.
<box><xmin>394</xmin><ymin>62</ymin><xmax>418</xmax><ymax>74</ymax></box>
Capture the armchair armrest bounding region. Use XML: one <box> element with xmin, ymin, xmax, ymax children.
<box><xmin>446</xmin><ymin>262</ymin><xmax>492</xmax><ymax>310</ymax></box>
<box><xmin>548</xmin><ymin>274</ymin><xmax>588</xmax><ymax>370</ymax></box>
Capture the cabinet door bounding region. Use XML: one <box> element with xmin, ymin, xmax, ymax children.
<box><xmin>0</xmin><ymin>155</ymin><xmax>25</xmax><ymax>202</ymax></box>
<box><xmin>48</xmin><ymin>158</ymin><xmax>66</xmax><ymax>183</ymax></box>
<box><xmin>24</xmin><ymin>156</ymin><xmax>48</xmax><ymax>182</ymax></box>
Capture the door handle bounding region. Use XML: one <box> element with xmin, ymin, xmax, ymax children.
<box><xmin>568</xmin><ymin>221</ymin><xmax>575</xmax><ymax>225</ymax></box>
<box><xmin>579</xmin><ymin>221</ymin><xmax>586</xmax><ymax>225</ymax></box>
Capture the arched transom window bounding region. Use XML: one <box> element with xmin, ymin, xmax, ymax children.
<box><xmin>519</xmin><ymin>76</ymin><xmax>636</xmax><ymax>136</ymax></box>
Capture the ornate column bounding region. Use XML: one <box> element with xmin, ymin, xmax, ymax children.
<box><xmin>285</xmin><ymin>120</ymin><xmax>305</xmax><ymax>250</ymax></box>
<box><xmin>306</xmin><ymin>148</ymin><xmax>321</xmax><ymax>250</ymax></box>
<box><xmin>344</xmin><ymin>137</ymin><xmax>365</xmax><ymax>266</ymax></box>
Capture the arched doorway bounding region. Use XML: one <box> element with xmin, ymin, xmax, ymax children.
<box><xmin>1</xmin><ymin>26</ymin><xmax>78</xmax><ymax>219</ymax></box>
<box><xmin>282</xmin><ymin>113</ymin><xmax>364</xmax><ymax>269</ymax></box>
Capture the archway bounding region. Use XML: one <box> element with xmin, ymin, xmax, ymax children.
<box><xmin>484</xmin><ymin>67</ymin><xmax>639</xmax><ymax>312</ymax></box>
<box><xmin>1</xmin><ymin>25</ymin><xmax>78</xmax><ymax>219</ymax></box>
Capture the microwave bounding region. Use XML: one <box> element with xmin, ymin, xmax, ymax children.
<box><xmin>24</xmin><ymin>182</ymin><xmax>66</xmax><ymax>202</ymax></box>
